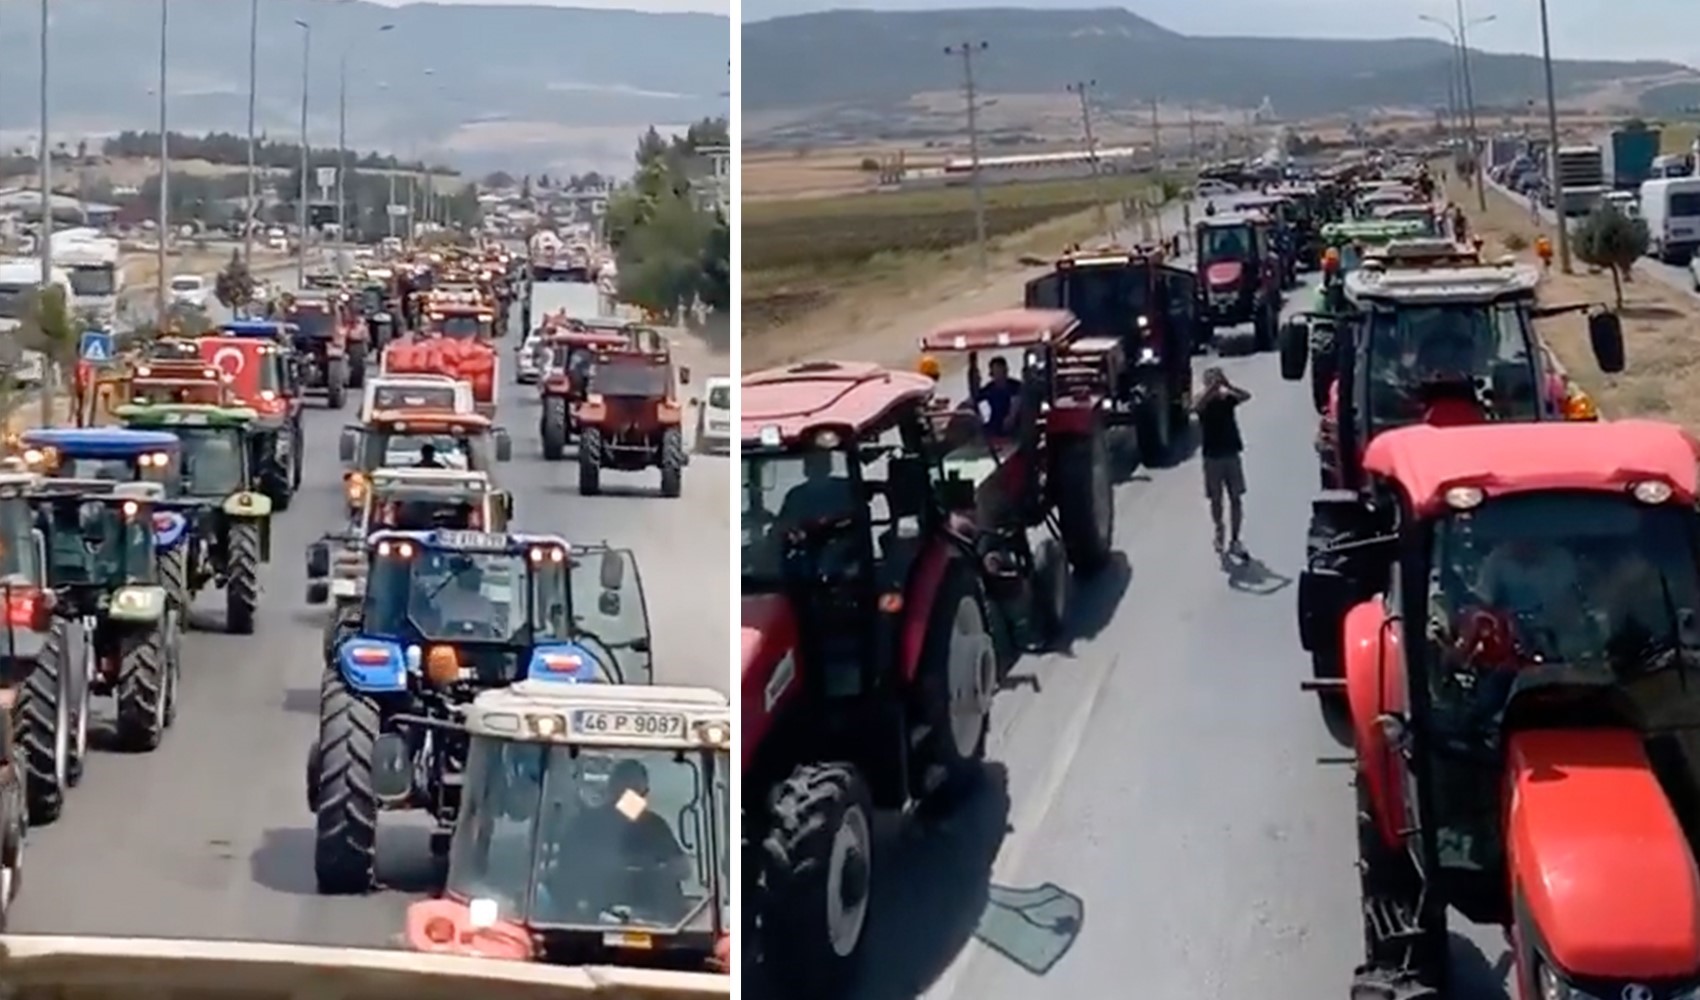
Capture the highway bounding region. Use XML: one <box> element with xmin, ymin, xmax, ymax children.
<box><xmin>829</xmin><ymin>196</ymin><xmax>1518</xmax><ymax>1000</ymax></box>
<box><xmin>7</xmin><ymin>298</ymin><xmax>731</xmax><ymax>945</ymax></box>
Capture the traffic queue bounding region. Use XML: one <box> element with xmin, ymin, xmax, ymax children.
<box><xmin>0</xmin><ymin>239</ymin><xmax>732</xmax><ymax>979</ymax></box>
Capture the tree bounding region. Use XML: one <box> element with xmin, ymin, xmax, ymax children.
<box><xmin>698</xmin><ymin>218</ymin><xmax>728</xmax><ymax>314</ymax></box>
<box><xmin>16</xmin><ymin>285</ymin><xmax>75</xmax><ymax>425</ymax></box>
<box><xmin>215</xmin><ymin>251</ymin><xmax>255</xmax><ymax>312</ymax></box>
<box><xmin>1574</xmin><ymin>204</ymin><xmax>1649</xmax><ymax>308</ymax></box>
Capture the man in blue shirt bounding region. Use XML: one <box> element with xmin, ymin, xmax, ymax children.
<box><xmin>975</xmin><ymin>357</ymin><xmax>1022</xmax><ymax>437</ymax></box>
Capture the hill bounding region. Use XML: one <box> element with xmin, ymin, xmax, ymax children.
<box><xmin>0</xmin><ymin>0</ymin><xmax>727</xmax><ymax>175</ymax></box>
<box><xmin>743</xmin><ymin>8</ymin><xmax>1693</xmax><ymax>124</ymax></box>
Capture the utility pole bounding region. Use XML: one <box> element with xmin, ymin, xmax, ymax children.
<box><xmin>945</xmin><ymin>41</ymin><xmax>989</xmax><ymax>276</ymax></box>
<box><xmin>1538</xmin><ymin>0</ymin><xmax>1570</xmax><ymax>272</ymax></box>
<box><xmin>243</xmin><ymin>0</ymin><xmax>258</xmax><ymax>264</ymax></box>
<box><xmin>294</xmin><ymin>19</ymin><xmax>310</xmax><ymax>290</ymax></box>
<box><xmin>1067</xmin><ymin>80</ymin><xmax>1109</xmax><ymax>239</ymax></box>
<box><xmin>336</xmin><ymin>53</ymin><xmax>347</xmax><ymax>273</ymax></box>
<box><xmin>37</xmin><ymin>0</ymin><xmax>50</xmax><ymax>292</ymax></box>
<box><xmin>155</xmin><ymin>0</ymin><xmax>169</xmax><ymax>326</ymax></box>
<box><xmin>1150</xmin><ymin>98</ymin><xmax>1162</xmax><ymax>170</ymax></box>
<box><xmin>1455</xmin><ymin>0</ymin><xmax>1485</xmax><ymax>211</ymax></box>
<box><xmin>1187</xmin><ymin>107</ymin><xmax>1198</xmax><ymax>165</ymax></box>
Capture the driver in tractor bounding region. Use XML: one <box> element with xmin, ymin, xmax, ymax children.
<box><xmin>543</xmin><ymin>758</ymin><xmax>689</xmax><ymax>917</ymax></box>
<box><xmin>775</xmin><ymin>450</ymin><xmax>854</xmax><ymax>531</ymax></box>
<box><xmin>415</xmin><ymin>443</ymin><xmax>447</xmax><ymax>469</ymax></box>
<box><xmin>973</xmin><ymin>356</ymin><xmax>1022</xmax><ymax>438</ymax></box>
<box><xmin>418</xmin><ymin>552</ymin><xmax>499</xmax><ymax>634</ymax></box>
<box><xmin>182</xmin><ymin>432</ymin><xmax>242</xmax><ymax>493</ymax></box>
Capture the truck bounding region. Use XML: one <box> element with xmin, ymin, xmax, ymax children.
<box><xmin>1603</xmin><ymin>126</ymin><xmax>1661</xmax><ymax>191</ymax></box>
<box><xmin>1553</xmin><ymin>144</ymin><xmax>1608</xmax><ymax>217</ymax></box>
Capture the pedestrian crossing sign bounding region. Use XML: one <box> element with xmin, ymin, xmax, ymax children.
<box><xmin>79</xmin><ymin>330</ymin><xmax>115</xmax><ymax>363</ymax></box>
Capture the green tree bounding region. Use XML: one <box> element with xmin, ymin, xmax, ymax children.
<box><xmin>1575</xmin><ymin>204</ymin><xmax>1649</xmax><ymax>308</ymax></box>
<box><xmin>16</xmin><ymin>284</ymin><xmax>75</xmax><ymax>425</ymax></box>
<box><xmin>216</xmin><ymin>250</ymin><xmax>255</xmax><ymax>312</ymax></box>
<box><xmin>698</xmin><ymin>218</ymin><xmax>729</xmax><ymax>314</ymax></box>
<box><xmin>617</xmin><ymin>193</ymin><xmax>712</xmax><ymax>318</ymax></box>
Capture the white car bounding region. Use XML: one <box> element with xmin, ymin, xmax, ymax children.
<box><xmin>515</xmin><ymin>331</ymin><xmax>545</xmax><ymax>383</ymax></box>
<box><xmin>1194</xmin><ymin>179</ymin><xmax>1238</xmax><ymax>199</ymax></box>
<box><xmin>168</xmin><ymin>274</ymin><xmax>209</xmax><ymax>310</ymax></box>
<box><xmin>694</xmin><ymin>376</ymin><xmax>731</xmax><ymax>453</ymax></box>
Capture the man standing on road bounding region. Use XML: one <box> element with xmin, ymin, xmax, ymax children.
<box><xmin>1194</xmin><ymin>366</ymin><xmax>1251</xmax><ymax>559</ymax></box>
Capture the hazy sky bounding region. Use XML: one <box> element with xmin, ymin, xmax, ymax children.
<box><xmin>739</xmin><ymin>0</ymin><xmax>1698</xmax><ymax>68</ymax></box>
<box><xmin>366</xmin><ymin>0</ymin><xmax>729</xmax><ymax>14</ymax></box>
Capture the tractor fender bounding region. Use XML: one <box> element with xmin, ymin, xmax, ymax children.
<box><xmin>1508</xmin><ymin>728</ymin><xmax>1700</xmax><ymax>979</ymax></box>
<box><xmin>740</xmin><ymin>594</ymin><xmax>798</xmax><ymax>771</ymax></box>
<box><xmin>223</xmin><ymin>491</ymin><xmax>273</xmax><ymax>518</ymax></box>
<box><xmin>1045</xmin><ymin>403</ymin><xmax>1096</xmax><ymax>436</ymax></box>
<box><xmin>898</xmin><ymin>537</ymin><xmax>957</xmax><ymax>685</ymax></box>
<box><xmin>574</xmin><ymin>396</ymin><xmax>607</xmax><ymax>425</ymax></box>
<box><xmin>1342</xmin><ymin>595</ymin><xmax>1407</xmax><ymax>850</ymax></box>
<box><xmin>337</xmin><ymin>639</ymin><xmax>409</xmax><ymax>693</ymax></box>
<box><xmin>108</xmin><ymin>585</ymin><xmax>168</xmax><ymax>624</ymax></box>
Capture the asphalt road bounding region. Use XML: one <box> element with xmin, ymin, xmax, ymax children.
<box><xmin>8</xmin><ymin>299</ymin><xmax>731</xmax><ymax>944</ymax></box>
<box><xmin>838</xmin><ymin>196</ymin><xmax>1518</xmax><ymax>1000</ymax></box>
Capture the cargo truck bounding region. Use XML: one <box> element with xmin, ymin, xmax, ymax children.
<box><xmin>1604</xmin><ymin>127</ymin><xmax>1661</xmax><ymax>191</ymax></box>
<box><xmin>1553</xmin><ymin>145</ymin><xmax>1608</xmax><ymax>217</ymax></box>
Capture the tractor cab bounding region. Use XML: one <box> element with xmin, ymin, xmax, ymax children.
<box><xmin>1196</xmin><ymin>212</ymin><xmax>1283</xmax><ymax>342</ymax></box>
<box><xmin>405</xmin><ymin>682</ymin><xmax>730</xmax><ymax>970</ymax></box>
<box><xmin>1022</xmin><ymin>246</ymin><xmax>1199</xmax><ymax>458</ymax></box>
<box><xmin>1232</xmin><ymin>193</ymin><xmax>1300</xmax><ymax>284</ymax></box>
<box><xmin>1305</xmin><ymin>420</ymin><xmax>1700</xmax><ymax>999</ymax></box>
<box><xmin>1266</xmin><ymin>184</ymin><xmax>1325</xmax><ymax>269</ymax></box>
<box><xmin>113</xmin><ymin>404</ymin><xmax>264</xmax><ymax>505</ymax></box>
<box><xmin>741</xmin><ymin>360</ymin><xmax>999</xmax><ymax>995</ymax></box>
<box><xmin>361</xmin><ymin>374</ymin><xmax>476</xmax><ymax>423</ymax></box>
<box><xmin>15</xmin><ymin>428</ymin><xmax>179</xmax><ymax>487</ymax></box>
<box><xmin>425</xmin><ymin>298</ymin><xmax>496</xmax><ymax>341</ymax></box>
<box><xmin>127</xmin><ymin>360</ymin><xmax>236</xmax><ymax>408</ymax></box>
<box><xmin>1278</xmin><ymin>255</ymin><xmax>1626</xmax><ymax>492</ymax></box>
<box><xmin>573</xmin><ymin>334</ymin><xmax>690</xmax><ymax>495</ymax></box>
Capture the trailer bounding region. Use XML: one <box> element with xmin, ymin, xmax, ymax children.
<box><xmin>1604</xmin><ymin>127</ymin><xmax>1661</xmax><ymax>191</ymax></box>
<box><xmin>1554</xmin><ymin>145</ymin><xmax>1608</xmax><ymax>217</ymax></box>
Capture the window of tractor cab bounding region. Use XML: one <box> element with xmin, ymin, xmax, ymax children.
<box><xmin>589</xmin><ymin>358</ymin><xmax>669</xmax><ymax>398</ymax></box>
<box><xmin>1420</xmin><ymin>490</ymin><xmax>1700</xmax><ymax>871</ymax></box>
<box><xmin>288</xmin><ymin>307</ymin><xmax>335</xmax><ymax>339</ymax></box>
<box><xmin>1360</xmin><ymin>301</ymin><xmax>1538</xmax><ymax>431</ymax></box>
<box><xmin>174</xmin><ymin>427</ymin><xmax>247</xmax><ymax>497</ymax></box>
<box><xmin>742</xmin><ymin>445</ymin><xmax>858</xmax><ymax>587</ymax></box>
<box><xmin>446</xmin><ymin>738</ymin><xmax>723</xmax><ymax>931</ymax></box>
<box><xmin>0</xmin><ymin>496</ymin><xmax>38</xmax><ymax>579</ymax></box>
<box><xmin>433</xmin><ymin>314</ymin><xmax>486</xmax><ymax>339</ymax></box>
<box><xmin>1199</xmin><ymin>224</ymin><xmax>1251</xmax><ymax>263</ymax></box>
<box><xmin>45</xmin><ymin>501</ymin><xmax>152</xmax><ymax>585</ymax></box>
<box><xmin>373</xmin><ymin>384</ymin><xmax>457</xmax><ymax>412</ymax></box>
<box><xmin>1056</xmin><ymin>265</ymin><xmax>1148</xmax><ymax>336</ymax></box>
<box><xmin>369</xmin><ymin>429</ymin><xmax>476</xmax><ymax>471</ymax></box>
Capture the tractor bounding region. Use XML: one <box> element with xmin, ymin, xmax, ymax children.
<box><xmin>574</xmin><ymin>331</ymin><xmax>690</xmax><ymax>498</ymax></box>
<box><xmin>538</xmin><ymin>325</ymin><xmax>634</xmax><ymax>460</ymax></box>
<box><xmin>1021</xmin><ymin>244</ymin><xmax>1199</xmax><ymax>463</ymax></box>
<box><xmin>200</xmin><ymin>321</ymin><xmax>307</xmax><ymax>509</ymax></box>
<box><xmin>1305</xmin><ymin>419</ymin><xmax>1700</xmax><ymax>1000</ymax></box>
<box><xmin>306</xmin><ymin>532</ymin><xmax>653</xmax><ymax>894</ymax></box>
<box><xmin>112</xmin><ymin>403</ymin><xmax>274</xmax><ymax>635</ymax></box>
<box><xmin>1277</xmin><ymin>254</ymin><xmax>1627</xmax><ymax>733</ymax></box>
<box><xmin>741</xmin><ymin>361</ymin><xmax>1006</xmax><ymax>997</ymax></box>
<box><xmin>280</xmin><ymin>291</ymin><xmax>353</xmax><ymax>408</ymax></box>
<box><xmin>1195</xmin><ymin>211</ymin><xmax>1285</xmax><ymax>350</ymax></box>
<box><xmin>403</xmin><ymin>682</ymin><xmax>730</xmax><ymax>972</ymax></box>
<box><xmin>338</xmin><ymin>410</ymin><xmax>513</xmax><ymax>517</ymax></box>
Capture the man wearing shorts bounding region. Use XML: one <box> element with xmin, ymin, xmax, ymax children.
<box><xmin>1195</xmin><ymin>366</ymin><xmax>1250</xmax><ymax>557</ymax></box>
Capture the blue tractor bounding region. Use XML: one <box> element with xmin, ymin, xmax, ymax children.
<box><xmin>305</xmin><ymin>529</ymin><xmax>654</xmax><ymax>893</ymax></box>
<box><xmin>16</xmin><ymin>428</ymin><xmax>181</xmax><ymax>486</ymax></box>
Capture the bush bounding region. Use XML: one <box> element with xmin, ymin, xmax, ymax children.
<box><xmin>1574</xmin><ymin>204</ymin><xmax>1649</xmax><ymax>307</ymax></box>
<box><xmin>1502</xmin><ymin>232</ymin><xmax>1529</xmax><ymax>252</ymax></box>
<box><xmin>859</xmin><ymin>157</ymin><xmax>880</xmax><ymax>172</ymax></box>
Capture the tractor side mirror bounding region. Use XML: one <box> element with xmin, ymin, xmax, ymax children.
<box><xmin>305</xmin><ymin>580</ymin><xmax>329</xmax><ymax>605</ymax></box>
<box><xmin>599</xmin><ymin>549</ymin><xmax>625</xmax><ymax>591</ymax></box>
<box><xmin>306</xmin><ymin>542</ymin><xmax>330</xmax><ymax>579</ymax></box>
<box><xmin>1588</xmin><ymin>312</ymin><xmax>1625</xmax><ymax>374</ymax></box>
<box><xmin>493</xmin><ymin>428</ymin><xmax>513</xmax><ymax>462</ymax></box>
<box><xmin>679</xmin><ymin>366</ymin><xmax>692</xmax><ymax>385</ymax></box>
<box><xmin>338</xmin><ymin>427</ymin><xmax>359</xmax><ymax>464</ymax></box>
<box><xmin>1278</xmin><ymin>320</ymin><xmax>1309</xmax><ymax>381</ymax></box>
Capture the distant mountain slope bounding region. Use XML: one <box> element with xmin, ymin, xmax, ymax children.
<box><xmin>743</xmin><ymin>8</ymin><xmax>1691</xmax><ymax>117</ymax></box>
<box><xmin>0</xmin><ymin>0</ymin><xmax>728</xmax><ymax>173</ymax></box>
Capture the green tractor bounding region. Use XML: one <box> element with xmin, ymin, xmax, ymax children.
<box><xmin>113</xmin><ymin>403</ymin><xmax>272</xmax><ymax>635</ymax></box>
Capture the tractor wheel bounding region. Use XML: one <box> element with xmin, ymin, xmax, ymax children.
<box><xmin>1031</xmin><ymin>536</ymin><xmax>1069</xmax><ymax>648</ymax></box>
<box><xmin>0</xmin><ymin>770</ymin><xmax>24</xmax><ymax>928</ymax></box>
<box><xmin>313</xmin><ymin>669</ymin><xmax>380</xmax><ymax>895</ymax></box>
<box><xmin>291</xmin><ymin>427</ymin><xmax>305</xmax><ymax>488</ymax></box>
<box><xmin>160</xmin><ymin>544</ymin><xmax>190</xmax><ymax>617</ymax></box>
<box><xmin>540</xmin><ymin>397</ymin><xmax>568</xmax><ymax>461</ymax></box>
<box><xmin>326</xmin><ymin>359</ymin><xmax>348</xmax><ymax>410</ymax></box>
<box><xmin>914</xmin><ymin>565</ymin><xmax>995</xmax><ymax>793</ymax></box>
<box><xmin>578</xmin><ymin>427</ymin><xmax>604</xmax><ymax>496</ymax></box>
<box><xmin>760</xmin><ymin>762</ymin><xmax>874</xmax><ymax>999</ymax></box>
<box><xmin>271</xmin><ymin>461</ymin><xmax>294</xmax><ymax>512</ymax></box>
<box><xmin>1133</xmin><ymin>392</ymin><xmax>1172</xmax><ymax>469</ymax></box>
<box><xmin>1309</xmin><ymin>325</ymin><xmax>1338</xmax><ymax>416</ymax></box>
<box><xmin>659</xmin><ymin>427</ymin><xmax>685</xmax><ymax>498</ymax></box>
<box><xmin>65</xmin><ymin>638</ymin><xmax>91</xmax><ymax>788</ymax></box>
<box><xmin>1054</xmin><ymin>433</ymin><xmax>1114</xmax><ymax>576</ymax></box>
<box><xmin>225</xmin><ymin>520</ymin><xmax>262</xmax><ymax>636</ymax></box>
<box><xmin>348</xmin><ymin>344</ymin><xmax>368</xmax><ymax>389</ymax></box>
<box><xmin>16</xmin><ymin>623</ymin><xmax>69</xmax><ymax>824</ymax></box>
<box><xmin>114</xmin><ymin>625</ymin><xmax>169</xmax><ymax>753</ymax></box>
<box><xmin>321</xmin><ymin>604</ymin><xmax>360</xmax><ymax>663</ymax></box>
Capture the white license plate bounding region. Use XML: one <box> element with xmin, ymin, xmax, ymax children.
<box><xmin>572</xmin><ymin>709</ymin><xmax>686</xmax><ymax>738</ymax></box>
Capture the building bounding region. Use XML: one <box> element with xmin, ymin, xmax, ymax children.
<box><xmin>0</xmin><ymin>188</ymin><xmax>121</xmax><ymax>228</ymax></box>
<box><xmin>688</xmin><ymin>146</ymin><xmax>729</xmax><ymax>214</ymax></box>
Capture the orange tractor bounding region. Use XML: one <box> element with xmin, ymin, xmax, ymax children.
<box><xmin>537</xmin><ymin>321</ymin><xmax>636</xmax><ymax>460</ymax></box>
<box><xmin>573</xmin><ymin>329</ymin><xmax>690</xmax><ymax>498</ymax></box>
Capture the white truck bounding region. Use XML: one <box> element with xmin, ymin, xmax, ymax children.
<box><xmin>51</xmin><ymin>232</ymin><xmax>122</xmax><ymax>327</ymax></box>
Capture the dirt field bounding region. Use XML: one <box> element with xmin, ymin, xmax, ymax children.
<box><xmin>1443</xmin><ymin>172</ymin><xmax>1700</xmax><ymax>427</ymax></box>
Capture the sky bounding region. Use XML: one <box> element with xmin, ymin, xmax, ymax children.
<box><xmin>365</xmin><ymin>0</ymin><xmax>729</xmax><ymax>14</ymax></box>
<box><xmin>738</xmin><ymin>0</ymin><xmax>1698</xmax><ymax>68</ymax></box>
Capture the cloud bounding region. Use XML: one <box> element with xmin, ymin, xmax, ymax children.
<box><xmin>369</xmin><ymin>0</ymin><xmax>729</xmax><ymax>15</ymax></box>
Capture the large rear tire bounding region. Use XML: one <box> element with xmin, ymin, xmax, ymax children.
<box><xmin>225</xmin><ymin>520</ymin><xmax>262</xmax><ymax>636</ymax></box>
<box><xmin>16</xmin><ymin>624</ymin><xmax>68</xmax><ymax>824</ymax></box>
<box><xmin>540</xmin><ymin>397</ymin><xmax>568</xmax><ymax>461</ymax></box>
<box><xmin>914</xmin><ymin>566</ymin><xmax>995</xmax><ymax>793</ymax></box>
<box><xmin>325</xmin><ymin>358</ymin><xmax>348</xmax><ymax>410</ymax></box>
<box><xmin>578</xmin><ymin>427</ymin><xmax>604</xmax><ymax>496</ymax></box>
<box><xmin>1054</xmin><ymin>433</ymin><xmax>1113</xmax><ymax>575</ymax></box>
<box><xmin>313</xmin><ymin>669</ymin><xmax>380</xmax><ymax>895</ymax></box>
<box><xmin>115</xmin><ymin>625</ymin><xmax>168</xmax><ymax>753</ymax></box>
<box><xmin>659</xmin><ymin>427</ymin><xmax>685</xmax><ymax>498</ymax></box>
<box><xmin>759</xmin><ymin>763</ymin><xmax>874</xmax><ymax>1000</ymax></box>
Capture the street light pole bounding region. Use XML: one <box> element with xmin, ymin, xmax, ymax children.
<box><xmin>1454</xmin><ymin>0</ymin><xmax>1486</xmax><ymax>210</ymax></box>
<box><xmin>156</xmin><ymin>0</ymin><xmax>169</xmax><ymax>324</ymax></box>
<box><xmin>243</xmin><ymin>0</ymin><xmax>258</xmax><ymax>264</ymax></box>
<box><xmin>1538</xmin><ymin>0</ymin><xmax>1570</xmax><ymax>272</ymax></box>
<box><xmin>944</xmin><ymin>41</ymin><xmax>989</xmax><ymax>276</ymax></box>
<box><xmin>336</xmin><ymin>52</ymin><xmax>346</xmax><ymax>270</ymax></box>
<box><xmin>37</xmin><ymin>0</ymin><xmax>51</xmax><ymax>292</ymax></box>
<box><xmin>294</xmin><ymin>19</ymin><xmax>310</xmax><ymax>289</ymax></box>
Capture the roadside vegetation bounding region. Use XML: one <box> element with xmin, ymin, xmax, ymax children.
<box><xmin>604</xmin><ymin>119</ymin><xmax>729</xmax><ymax>332</ymax></box>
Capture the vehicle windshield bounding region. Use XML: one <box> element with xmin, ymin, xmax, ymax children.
<box><xmin>1363</xmin><ymin>302</ymin><xmax>1538</xmax><ymax>431</ymax></box>
<box><xmin>170</xmin><ymin>277</ymin><xmax>201</xmax><ymax>293</ymax></box>
<box><xmin>69</xmin><ymin>264</ymin><xmax>116</xmax><ymax>297</ymax></box>
<box><xmin>0</xmin><ymin>283</ymin><xmax>32</xmax><ymax>319</ymax></box>
<box><xmin>58</xmin><ymin>454</ymin><xmax>172</xmax><ymax>488</ymax></box>
<box><xmin>741</xmin><ymin>449</ymin><xmax>859</xmax><ymax>587</ymax></box>
<box><xmin>363</xmin><ymin>547</ymin><xmax>551</xmax><ymax>644</ymax></box>
<box><xmin>707</xmin><ymin>385</ymin><xmax>730</xmax><ymax>410</ymax></box>
<box><xmin>433</xmin><ymin>315</ymin><xmax>487</xmax><ymax>339</ymax></box>
<box><xmin>446</xmin><ymin>738</ymin><xmax>726</xmax><ymax>933</ymax></box>
<box><xmin>1199</xmin><ymin>224</ymin><xmax>1253</xmax><ymax>262</ymax></box>
<box><xmin>175</xmin><ymin>427</ymin><xmax>246</xmax><ymax>497</ymax></box>
<box><xmin>363</xmin><ymin>430</ymin><xmax>477</xmax><ymax>472</ymax></box>
<box><xmin>1423</xmin><ymin>492</ymin><xmax>1700</xmax><ymax>867</ymax></box>
<box><xmin>568</xmin><ymin>547</ymin><xmax>652</xmax><ymax>683</ymax></box>
<box><xmin>590</xmin><ymin>359</ymin><xmax>670</xmax><ymax>398</ymax></box>
<box><xmin>1056</xmin><ymin>266</ymin><xmax>1148</xmax><ymax>334</ymax></box>
<box><xmin>373</xmin><ymin>385</ymin><xmax>458</xmax><ymax>413</ymax></box>
<box><xmin>0</xmin><ymin>497</ymin><xmax>35</xmax><ymax>578</ymax></box>
<box><xmin>287</xmin><ymin>308</ymin><xmax>336</xmax><ymax>339</ymax></box>
<box><xmin>360</xmin><ymin>289</ymin><xmax>385</xmax><ymax>313</ymax></box>
<box><xmin>45</xmin><ymin>500</ymin><xmax>152</xmax><ymax>586</ymax></box>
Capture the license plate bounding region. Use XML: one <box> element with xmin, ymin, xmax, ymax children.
<box><xmin>602</xmin><ymin>931</ymin><xmax>652</xmax><ymax>949</ymax></box>
<box><xmin>572</xmin><ymin>709</ymin><xmax>686</xmax><ymax>738</ymax></box>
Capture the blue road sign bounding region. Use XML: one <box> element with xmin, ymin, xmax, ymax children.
<box><xmin>79</xmin><ymin>330</ymin><xmax>114</xmax><ymax>363</ymax></box>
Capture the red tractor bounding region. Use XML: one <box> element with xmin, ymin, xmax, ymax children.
<box><xmin>1310</xmin><ymin>419</ymin><xmax>1700</xmax><ymax>1000</ymax></box>
<box><xmin>742</xmin><ymin>361</ymin><xmax>1008</xmax><ymax>997</ymax></box>
<box><xmin>574</xmin><ymin>330</ymin><xmax>690</xmax><ymax>498</ymax></box>
<box><xmin>537</xmin><ymin>324</ymin><xmax>635</xmax><ymax>461</ymax></box>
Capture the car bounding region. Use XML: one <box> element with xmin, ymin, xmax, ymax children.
<box><xmin>168</xmin><ymin>274</ymin><xmax>208</xmax><ymax>310</ymax></box>
<box><xmin>1194</xmin><ymin>179</ymin><xmax>1238</xmax><ymax>199</ymax></box>
<box><xmin>694</xmin><ymin>375</ymin><xmax>732</xmax><ymax>453</ymax></box>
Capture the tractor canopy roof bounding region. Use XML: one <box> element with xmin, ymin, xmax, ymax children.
<box><xmin>743</xmin><ymin>360</ymin><xmax>933</xmax><ymax>447</ymax></box>
<box><xmin>1366</xmin><ymin>420</ymin><xmax>1700</xmax><ymax>519</ymax></box>
<box><xmin>467</xmin><ymin>681</ymin><xmax>730</xmax><ymax>748</ymax></box>
<box><xmin>114</xmin><ymin>403</ymin><xmax>258</xmax><ymax>427</ymax></box>
<box><xmin>920</xmin><ymin>308</ymin><xmax>1079</xmax><ymax>353</ymax></box>
<box><xmin>1321</xmin><ymin>220</ymin><xmax>1427</xmax><ymax>245</ymax></box>
<box><xmin>1345</xmin><ymin>257</ymin><xmax>1538</xmax><ymax>305</ymax></box>
<box><xmin>367</xmin><ymin>409</ymin><xmax>492</xmax><ymax>433</ymax></box>
<box><xmin>370</xmin><ymin>467</ymin><xmax>496</xmax><ymax>496</ymax></box>
<box><xmin>366</xmin><ymin>527</ymin><xmax>566</xmax><ymax>554</ymax></box>
<box><xmin>1364</xmin><ymin>239</ymin><xmax>1482</xmax><ymax>270</ymax></box>
<box><xmin>21</xmin><ymin>427</ymin><xmax>180</xmax><ymax>458</ymax></box>
<box><xmin>1050</xmin><ymin>242</ymin><xmax>1170</xmax><ymax>268</ymax></box>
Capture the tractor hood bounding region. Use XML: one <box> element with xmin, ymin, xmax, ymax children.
<box><xmin>1204</xmin><ymin>261</ymin><xmax>1244</xmax><ymax>288</ymax></box>
<box><xmin>0</xmin><ymin>935</ymin><xmax>732</xmax><ymax>1000</ymax></box>
<box><xmin>742</xmin><ymin>593</ymin><xmax>800</xmax><ymax>769</ymax></box>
